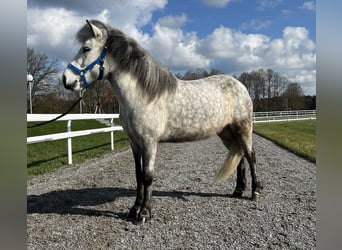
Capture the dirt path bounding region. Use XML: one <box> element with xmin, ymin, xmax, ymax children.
<box><xmin>27</xmin><ymin>134</ymin><xmax>316</xmax><ymax>249</ymax></box>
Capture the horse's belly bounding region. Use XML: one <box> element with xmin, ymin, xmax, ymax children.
<box><xmin>159</xmin><ymin>131</ymin><xmax>214</xmax><ymax>143</ymax></box>
<box><xmin>160</xmin><ymin>117</ymin><xmax>225</xmax><ymax>143</ymax></box>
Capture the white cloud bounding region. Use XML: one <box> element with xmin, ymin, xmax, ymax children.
<box><xmin>240</xmin><ymin>19</ymin><xmax>272</xmax><ymax>31</ymax></box>
<box><xmin>27</xmin><ymin>8</ymin><xmax>84</xmax><ymax>61</ymax></box>
<box><xmin>267</xmin><ymin>27</ymin><xmax>316</xmax><ymax>94</ymax></box>
<box><xmin>301</xmin><ymin>1</ymin><xmax>315</xmax><ymax>11</ymax></box>
<box><xmin>27</xmin><ymin>8</ymin><xmax>75</xmax><ymax>47</ymax></box>
<box><xmin>157</xmin><ymin>13</ymin><xmax>188</xmax><ymax>28</ymax></box>
<box><xmin>199</xmin><ymin>26</ymin><xmax>239</xmax><ymax>59</ymax></box>
<box><xmin>104</xmin><ymin>0</ymin><xmax>167</xmax><ymax>31</ymax></box>
<box><xmin>141</xmin><ymin>15</ymin><xmax>210</xmax><ymax>70</ymax></box>
<box><xmin>196</xmin><ymin>26</ymin><xmax>315</xmax><ymax>94</ymax></box>
<box><xmin>201</xmin><ymin>0</ymin><xmax>234</xmax><ymax>8</ymax></box>
<box><xmin>281</xmin><ymin>9</ymin><xmax>292</xmax><ymax>15</ymax></box>
<box><xmin>27</xmin><ymin>0</ymin><xmax>168</xmax><ymax>60</ymax></box>
<box><xmin>257</xmin><ymin>0</ymin><xmax>283</xmax><ymax>9</ymax></box>
<box><xmin>198</xmin><ymin>26</ymin><xmax>271</xmax><ymax>68</ymax></box>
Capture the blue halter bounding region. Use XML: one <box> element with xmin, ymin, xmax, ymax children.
<box><xmin>67</xmin><ymin>46</ymin><xmax>108</xmax><ymax>89</ymax></box>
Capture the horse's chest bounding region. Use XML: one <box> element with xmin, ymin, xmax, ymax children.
<box><xmin>119</xmin><ymin>107</ymin><xmax>165</xmax><ymax>139</ymax></box>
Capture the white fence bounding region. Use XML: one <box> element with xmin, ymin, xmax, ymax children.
<box><xmin>253</xmin><ymin>110</ymin><xmax>316</xmax><ymax>123</ymax></box>
<box><xmin>27</xmin><ymin>114</ymin><xmax>123</xmax><ymax>165</ymax></box>
<box><xmin>27</xmin><ymin>110</ymin><xmax>316</xmax><ymax>165</ymax></box>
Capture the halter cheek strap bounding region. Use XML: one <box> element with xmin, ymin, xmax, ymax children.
<box><xmin>67</xmin><ymin>46</ymin><xmax>108</xmax><ymax>89</ymax></box>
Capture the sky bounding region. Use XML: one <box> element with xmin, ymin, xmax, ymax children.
<box><xmin>27</xmin><ymin>0</ymin><xmax>316</xmax><ymax>95</ymax></box>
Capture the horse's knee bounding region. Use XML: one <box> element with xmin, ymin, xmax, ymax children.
<box><xmin>142</xmin><ymin>170</ymin><xmax>153</xmax><ymax>186</ymax></box>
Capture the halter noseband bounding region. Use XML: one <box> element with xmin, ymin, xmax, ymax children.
<box><xmin>67</xmin><ymin>46</ymin><xmax>108</xmax><ymax>89</ymax></box>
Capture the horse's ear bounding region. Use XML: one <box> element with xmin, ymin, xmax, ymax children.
<box><xmin>86</xmin><ymin>19</ymin><xmax>105</xmax><ymax>41</ymax></box>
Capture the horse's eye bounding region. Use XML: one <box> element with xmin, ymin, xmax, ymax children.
<box><xmin>83</xmin><ymin>47</ymin><xmax>91</xmax><ymax>53</ymax></box>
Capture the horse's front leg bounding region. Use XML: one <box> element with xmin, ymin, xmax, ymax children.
<box><xmin>128</xmin><ymin>142</ymin><xmax>144</xmax><ymax>220</ymax></box>
<box><xmin>136</xmin><ymin>140</ymin><xmax>157</xmax><ymax>224</ymax></box>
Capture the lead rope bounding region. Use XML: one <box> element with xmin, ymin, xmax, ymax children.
<box><xmin>27</xmin><ymin>94</ymin><xmax>84</xmax><ymax>129</ymax></box>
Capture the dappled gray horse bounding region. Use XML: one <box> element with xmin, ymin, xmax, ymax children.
<box><xmin>63</xmin><ymin>20</ymin><xmax>262</xmax><ymax>224</ymax></box>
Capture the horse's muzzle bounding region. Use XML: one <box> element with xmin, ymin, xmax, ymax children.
<box><xmin>62</xmin><ymin>74</ymin><xmax>77</xmax><ymax>90</ymax></box>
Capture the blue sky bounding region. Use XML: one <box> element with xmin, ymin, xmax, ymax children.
<box><xmin>27</xmin><ymin>0</ymin><xmax>316</xmax><ymax>95</ymax></box>
<box><xmin>149</xmin><ymin>0</ymin><xmax>315</xmax><ymax>39</ymax></box>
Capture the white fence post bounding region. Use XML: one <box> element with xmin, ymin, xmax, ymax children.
<box><xmin>67</xmin><ymin>120</ymin><xmax>72</xmax><ymax>165</ymax></box>
<box><xmin>110</xmin><ymin>118</ymin><xmax>114</xmax><ymax>151</ymax></box>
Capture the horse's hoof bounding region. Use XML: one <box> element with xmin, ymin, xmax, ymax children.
<box><xmin>251</xmin><ymin>191</ymin><xmax>261</xmax><ymax>201</ymax></box>
<box><xmin>134</xmin><ymin>216</ymin><xmax>147</xmax><ymax>225</ymax></box>
<box><xmin>128</xmin><ymin>206</ymin><xmax>140</xmax><ymax>220</ymax></box>
<box><xmin>135</xmin><ymin>208</ymin><xmax>151</xmax><ymax>225</ymax></box>
<box><xmin>232</xmin><ymin>190</ymin><xmax>243</xmax><ymax>198</ymax></box>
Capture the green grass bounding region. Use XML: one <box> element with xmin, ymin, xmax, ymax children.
<box><xmin>27</xmin><ymin>119</ymin><xmax>130</xmax><ymax>176</ymax></box>
<box><xmin>253</xmin><ymin>120</ymin><xmax>316</xmax><ymax>162</ymax></box>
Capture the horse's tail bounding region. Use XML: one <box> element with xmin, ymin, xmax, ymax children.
<box><xmin>215</xmin><ymin>141</ymin><xmax>244</xmax><ymax>182</ymax></box>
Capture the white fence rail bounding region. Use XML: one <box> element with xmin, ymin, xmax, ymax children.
<box><xmin>27</xmin><ymin>110</ymin><xmax>316</xmax><ymax>165</ymax></box>
<box><xmin>27</xmin><ymin>114</ymin><xmax>123</xmax><ymax>165</ymax></box>
<box><xmin>253</xmin><ymin>110</ymin><xmax>316</xmax><ymax>123</ymax></box>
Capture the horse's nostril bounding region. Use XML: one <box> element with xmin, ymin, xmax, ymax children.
<box><xmin>62</xmin><ymin>75</ymin><xmax>67</xmax><ymax>86</ymax></box>
<box><xmin>62</xmin><ymin>75</ymin><xmax>75</xmax><ymax>90</ymax></box>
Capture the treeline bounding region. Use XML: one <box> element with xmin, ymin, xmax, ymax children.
<box><xmin>31</xmin><ymin>80</ymin><xmax>119</xmax><ymax>114</ymax></box>
<box><xmin>30</xmin><ymin>67</ymin><xmax>315</xmax><ymax>114</ymax></box>
<box><xmin>176</xmin><ymin>68</ymin><xmax>316</xmax><ymax>112</ymax></box>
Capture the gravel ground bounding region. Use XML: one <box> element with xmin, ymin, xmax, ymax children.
<box><xmin>27</xmin><ymin>134</ymin><xmax>316</xmax><ymax>249</ymax></box>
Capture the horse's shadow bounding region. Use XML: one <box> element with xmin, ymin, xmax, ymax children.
<box><xmin>27</xmin><ymin>187</ymin><xmax>247</xmax><ymax>221</ymax></box>
<box><xmin>27</xmin><ymin>187</ymin><xmax>134</xmax><ymax>220</ymax></box>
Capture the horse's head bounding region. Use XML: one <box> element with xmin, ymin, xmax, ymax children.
<box><xmin>62</xmin><ymin>20</ymin><xmax>109</xmax><ymax>91</ymax></box>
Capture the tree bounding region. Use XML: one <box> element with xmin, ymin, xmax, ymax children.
<box><xmin>82</xmin><ymin>80</ymin><xmax>118</xmax><ymax>113</ymax></box>
<box><xmin>27</xmin><ymin>47</ymin><xmax>59</xmax><ymax>112</ymax></box>
<box><xmin>282</xmin><ymin>82</ymin><xmax>305</xmax><ymax>110</ymax></box>
<box><xmin>238</xmin><ymin>68</ymin><xmax>290</xmax><ymax>111</ymax></box>
<box><xmin>176</xmin><ymin>68</ymin><xmax>223</xmax><ymax>80</ymax></box>
<box><xmin>304</xmin><ymin>95</ymin><xmax>316</xmax><ymax>110</ymax></box>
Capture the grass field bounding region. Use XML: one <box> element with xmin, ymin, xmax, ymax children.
<box><xmin>27</xmin><ymin>119</ymin><xmax>130</xmax><ymax>176</ymax></box>
<box><xmin>253</xmin><ymin>120</ymin><xmax>316</xmax><ymax>162</ymax></box>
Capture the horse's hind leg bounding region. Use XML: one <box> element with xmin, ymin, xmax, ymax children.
<box><xmin>234</xmin><ymin>125</ymin><xmax>263</xmax><ymax>201</ymax></box>
<box><xmin>232</xmin><ymin>159</ymin><xmax>246</xmax><ymax>198</ymax></box>
<box><xmin>218</xmin><ymin>126</ymin><xmax>246</xmax><ymax>197</ymax></box>
<box><xmin>249</xmin><ymin>148</ymin><xmax>262</xmax><ymax>200</ymax></box>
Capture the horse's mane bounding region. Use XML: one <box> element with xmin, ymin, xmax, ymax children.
<box><xmin>76</xmin><ymin>20</ymin><xmax>178</xmax><ymax>101</ymax></box>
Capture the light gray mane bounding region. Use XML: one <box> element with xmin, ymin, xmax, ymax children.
<box><xmin>76</xmin><ymin>20</ymin><xmax>178</xmax><ymax>101</ymax></box>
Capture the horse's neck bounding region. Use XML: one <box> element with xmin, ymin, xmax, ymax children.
<box><xmin>109</xmin><ymin>72</ymin><xmax>145</xmax><ymax>107</ymax></box>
